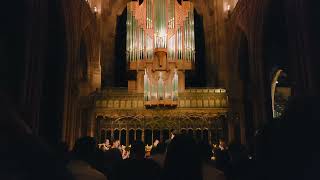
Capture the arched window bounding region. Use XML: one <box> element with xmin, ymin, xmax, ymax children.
<box><xmin>195</xmin><ymin>129</ymin><xmax>202</xmax><ymax>141</ymax></box>
<box><xmin>100</xmin><ymin>129</ymin><xmax>106</xmax><ymax>143</ymax></box>
<box><xmin>153</xmin><ymin>129</ymin><xmax>161</xmax><ymax>141</ymax></box>
<box><xmin>271</xmin><ymin>70</ymin><xmax>291</xmax><ymax>118</ymax></box>
<box><xmin>162</xmin><ymin>129</ymin><xmax>169</xmax><ymax>141</ymax></box>
<box><xmin>129</xmin><ymin>129</ymin><xmax>135</xmax><ymax>145</ymax></box>
<box><xmin>203</xmin><ymin>129</ymin><xmax>209</xmax><ymax>143</ymax></box>
<box><xmin>113</xmin><ymin>129</ymin><xmax>120</xmax><ymax>141</ymax></box>
<box><xmin>136</xmin><ymin>129</ymin><xmax>142</xmax><ymax>141</ymax></box>
<box><xmin>187</xmin><ymin>129</ymin><xmax>194</xmax><ymax>137</ymax></box>
<box><xmin>145</xmin><ymin>129</ymin><xmax>152</xmax><ymax>145</ymax></box>
<box><xmin>180</xmin><ymin>128</ymin><xmax>187</xmax><ymax>134</ymax></box>
<box><xmin>120</xmin><ymin>129</ymin><xmax>127</xmax><ymax>145</ymax></box>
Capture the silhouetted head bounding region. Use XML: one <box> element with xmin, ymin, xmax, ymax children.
<box><xmin>164</xmin><ymin>134</ymin><xmax>202</xmax><ymax>180</ymax></box>
<box><xmin>72</xmin><ymin>136</ymin><xmax>97</xmax><ymax>163</ymax></box>
<box><xmin>198</xmin><ymin>141</ymin><xmax>213</xmax><ymax>161</ymax></box>
<box><xmin>151</xmin><ymin>142</ymin><xmax>166</xmax><ymax>155</ymax></box>
<box><xmin>131</xmin><ymin>140</ymin><xmax>145</xmax><ymax>159</ymax></box>
<box><xmin>228</xmin><ymin>143</ymin><xmax>248</xmax><ymax>164</ymax></box>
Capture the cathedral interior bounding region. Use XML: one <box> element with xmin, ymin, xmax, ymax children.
<box><xmin>1</xmin><ymin>1</ymin><xmax>320</xmax><ymax>178</ymax></box>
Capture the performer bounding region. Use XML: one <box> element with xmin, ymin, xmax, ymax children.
<box><xmin>98</xmin><ymin>138</ymin><xmax>111</xmax><ymax>151</ymax></box>
<box><xmin>165</xmin><ymin>130</ymin><xmax>176</xmax><ymax>145</ymax></box>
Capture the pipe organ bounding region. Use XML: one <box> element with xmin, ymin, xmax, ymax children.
<box><xmin>90</xmin><ymin>0</ymin><xmax>229</xmax><ymax>147</ymax></box>
<box><xmin>126</xmin><ymin>0</ymin><xmax>195</xmax><ymax>107</ymax></box>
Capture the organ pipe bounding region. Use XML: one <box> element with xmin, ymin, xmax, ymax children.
<box><xmin>126</xmin><ymin>0</ymin><xmax>195</xmax><ymax>101</ymax></box>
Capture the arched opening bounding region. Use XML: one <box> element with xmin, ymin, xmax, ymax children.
<box><xmin>129</xmin><ymin>129</ymin><xmax>135</xmax><ymax>145</ymax></box>
<box><xmin>120</xmin><ymin>129</ymin><xmax>127</xmax><ymax>145</ymax></box>
<box><xmin>100</xmin><ymin>129</ymin><xmax>106</xmax><ymax>143</ymax></box>
<box><xmin>106</xmin><ymin>129</ymin><xmax>112</xmax><ymax>141</ymax></box>
<box><xmin>203</xmin><ymin>129</ymin><xmax>209</xmax><ymax>143</ymax></box>
<box><xmin>263</xmin><ymin>0</ymin><xmax>290</xmax><ymax>119</ymax></box>
<box><xmin>187</xmin><ymin>129</ymin><xmax>194</xmax><ymax>137</ymax></box>
<box><xmin>237</xmin><ymin>30</ymin><xmax>254</xmax><ymax>151</ymax></box>
<box><xmin>136</xmin><ymin>129</ymin><xmax>142</xmax><ymax>141</ymax></box>
<box><xmin>271</xmin><ymin>70</ymin><xmax>291</xmax><ymax>118</ymax></box>
<box><xmin>162</xmin><ymin>129</ymin><xmax>169</xmax><ymax>141</ymax></box>
<box><xmin>113</xmin><ymin>129</ymin><xmax>120</xmax><ymax>141</ymax></box>
<box><xmin>180</xmin><ymin>128</ymin><xmax>187</xmax><ymax>134</ymax></box>
<box><xmin>153</xmin><ymin>129</ymin><xmax>161</xmax><ymax>141</ymax></box>
<box><xmin>144</xmin><ymin>129</ymin><xmax>152</xmax><ymax>145</ymax></box>
<box><xmin>195</xmin><ymin>129</ymin><xmax>202</xmax><ymax>141</ymax></box>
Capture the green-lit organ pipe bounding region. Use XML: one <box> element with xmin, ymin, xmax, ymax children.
<box><xmin>184</xmin><ymin>18</ymin><xmax>187</xmax><ymax>61</ymax></box>
<box><xmin>146</xmin><ymin>0</ymin><xmax>152</xmax><ymax>29</ymax></box>
<box><xmin>168</xmin><ymin>35</ymin><xmax>175</xmax><ymax>60</ymax></box>
<box><xmin>144</xmin><ymin>69</ymin><xmax>150</xmax><ymax>100</ymax></box>
<box><xmin>177</xmin><ymin>27</ymin><xmax>182</xmax><ymax>59</ymax></box>
<box><xmin>154</xmin><ymin>0</ymin><xmax>166</xmax><ymax>48</ymax></box>
<box><xmin>127</xmin><ymin>5</ymin><xmax>146</xmax><ymax>62</ymax></box>
<box><xmin>172</xmin><ymin>69</ymin><xmax>178</xmax><ymax>100</ymax></box>
<box><xmin>146</xmin><ymin>35</ymin><xmax>153</xmax><ymax>60</ymax></box>
<box><xmin>168</xmin><ymin>0</ymin><xmax>175</xmax><ymax>29</ymax></box>
<box><xmin>126</xmin><ymin>9</ymin><xmax>131</xmax><ymax>62</ymax></box>
<box><xmin>139</xmin><ymin>28</ymin><xmax>144</xmax><ymax>60</ymax></box>
<box><xmin>183</xmin><ymin>9</ymin><xmax>195</xmax><ymax>62</ymax></box>
<box><xmin>191</xmin><ymin>9</ymin><xmax>195</xmax><ymax>62</ymax></box>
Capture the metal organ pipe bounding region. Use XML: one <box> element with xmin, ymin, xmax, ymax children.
<box><xmin>126</xmin><ymin>0</ymin><xmax>195</xmax><ymax>101</ymax></box>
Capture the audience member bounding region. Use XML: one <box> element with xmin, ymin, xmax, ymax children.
<box><xmin>215</xmin><ymin>138</ymin><xmax>230</xmax><ymax>173</ymax></box>
<box><xmin>162</xmin><ymin>134</ymin><xmax>203</xmax><ymax>180</ymax></box>
<box><xmin>113</xmin><ymin>140</ymin><xmax>161</xmax><ymax>180</ymax></box>
<box><xmin>198</xmin><ymin>141</ymin><xmax>226</xmax><ymax>180</ymax></box>
<box><xmin>150</xmin><ymin>142</ymin><xmax>167</xmax><ymax>167</ymax></box>
<box><xmin>67</xmin><ymin>136</ymin><xmax>107</xmax><ymax>180</ymax></box>
<box><xmin>0</xmin><ymin>92</ymin><xmax>73</xmax><ymax>180</ymax></box>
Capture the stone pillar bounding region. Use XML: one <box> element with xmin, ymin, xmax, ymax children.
<box><xmin>126</xmin><ymin>129</ymin><xmax>129</xmax><ymax>146</ymax></box>
<box><xmin>111</xmin><ymin>128</ymin><xmax>114</xmax><ymax>140</ymax></box>
<box><xmin>151</xmin><ymin>129</ymin><xmax>154</xmax><ymax>145</ymax></box>
<box><xmin>142</xmin><ymin>129</ymin><xmax>145</xmax><ymax>143</ymax></box>
<box><xmin>134</xmin><ymin>129</ymin><xmax>137</xmax><ymax>141</ymax></box>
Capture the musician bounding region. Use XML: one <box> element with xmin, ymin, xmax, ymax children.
<box><xmin>99</xmin><ymin>139</ymin><xmax>110</xmax><ymax>152</ymax></box>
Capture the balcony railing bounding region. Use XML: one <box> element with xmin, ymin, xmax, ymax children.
<box><xmin>93</xmin><ymin>88</ymin><xmax>228</xmax><ymax>109</ymax></box>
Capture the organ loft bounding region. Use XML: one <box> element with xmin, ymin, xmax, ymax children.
<box><xmin>92</xmin><ymin>0</ymin><xmax>229</xmax><ymax>146</ymax></box>
<box><xmin>126</xmin><ymin>0</ymin><xmax>194</xmax><ymax>106</ymax></box>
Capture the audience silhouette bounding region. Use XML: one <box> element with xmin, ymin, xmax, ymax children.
<box><xmin>2</xmin><ymin>91</ymin><xmax>319</xmax><ymax>180</ymax></box>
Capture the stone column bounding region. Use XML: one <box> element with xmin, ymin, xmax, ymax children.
<box><xmin>208</xmin><ymin>129</ymin><xmax>212</xmax><ymax>144</ymax></box>
<box><xmin>142</xmin><ymin>129</ymin><xmax>145</xmax><ymax>143</ymax></box>
<box><xmin>151</xmin><ymin>129</ymin><xmax>154</xmax><ymax>145</ymax></box>
<box><xmin>126</xmin><ymin>129</ymin><xmax>129</xmax><ymax>146</ymax></box>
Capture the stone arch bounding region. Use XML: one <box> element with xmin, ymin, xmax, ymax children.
<box><xmin>271</xmin><ymin>69</ymin><xmax>283</xmax><ymax>117</ymax></box>
<box><xmin>262</xmin><ymin>0</ymin><xmax>291</xmax><ymax>119</ymax></box>
<box><xmin>229</xmin><ymin>26</ymin><xmax>255</xmax><ymax>148</ymax></box>
<box><xmin>271</xmin><ymin>69</ymin><xmax>291</xmax><ymax>118</ymax></box>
